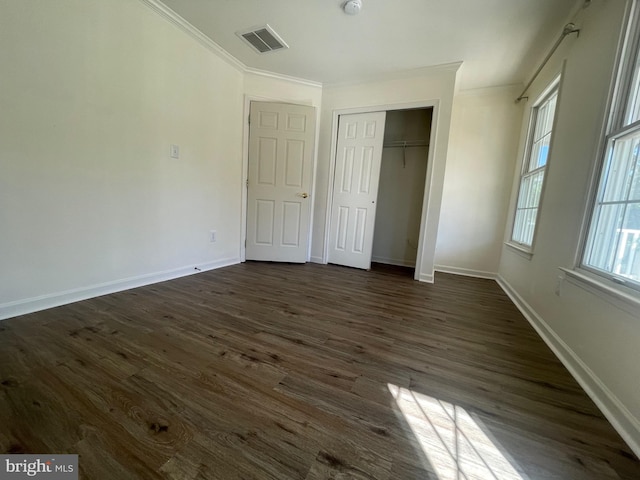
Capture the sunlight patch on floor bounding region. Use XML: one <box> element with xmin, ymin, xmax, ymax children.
<box><xmin>388</xmin><ymin>384</ymin><xmax>528</xmax><ymax>480</ymax></box>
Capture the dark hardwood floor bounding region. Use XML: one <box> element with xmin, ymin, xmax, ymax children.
<box><xmin>0</xmin><ymin>262</ymin><xmax>638</xmax><ymax>479</ymax></box>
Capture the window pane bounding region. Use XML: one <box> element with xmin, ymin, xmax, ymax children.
<box><xmin>512</xmin><ymin>170</ymin><xmax>545</xmax><ymax>246</ymax></box>
<box><xmin>629</xmin><ymin>147</ymin><xmax>640</xmax><ymax>200</ymax></box>
<box><xmin>513</xmin><ymin>208</ymin><xmax>538</xmax><ymax>246</ymax></box>
<box><xmin>616</xmin><ymin>203</ymin><xmax>640</xmax><ymax>281</ymax></box>
<box><xmin>533</xmin><ymin>93</ymin><xmax>557</xmax><ymax>142</ymax></box>
<box><xmin>543</xmin><ymin>95</ymin><xmax>557</xmax><ymax>136</ymax></box>
<box><xmin>527</xmin><ymin>91</ymin><xmax>556</xmax><ymax>172</ymax></box>
<box><xmin>533</xmin><ymin>103</ymin><xmax>549</xmax><ymax>141</ymax></box>
<box><xmin>521</xmin><ymin>170</ymin><xmax>545</xmax><ymax>208</ymax></box>
<box><xmin>512</xmin><ymin>209</ymin><xmax>527</xmax><ymax>244</ymax></box>
<box><xmin>516</xmin><ymin>174</ymin><xmax>531</xmax><ymax>209</ymax></box>
<box><xmin>602</xmin><ymin>133</ymin><xmax>640</xmax><ymax>202</ymax></box>
<box><xmin>585</xmin><ymin>204</ymin><xmax>626</xmax><ymax>272</ymax></box>
<box><xmin>625</xmin><ymin>48</ymin><xmax>640</xmax><ymax>125</ymax></box>
<box><xmin>528</xmin><ymin>142</ymin><xmax>541</xmax><ymax>172</ymax></box>
<box><xmin>522</xmin><ymin>207</ymin><xmax>538</xmax><ymax>245</ymax></box>
<box><xmin>529</xmin><ymin>134</ymin><xmax>551</xmax><ymax>170</ymax></box>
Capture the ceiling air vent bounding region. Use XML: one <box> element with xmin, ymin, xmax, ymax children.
<box><xmin>237</xmin><ymin>25</ymin><xmax>289</xmax><ymax>54</ymax></box>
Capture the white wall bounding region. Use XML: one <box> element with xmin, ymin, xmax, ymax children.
<box><xmin>435</xmin><ymin>86</ymin><xmax>524</xmax><ymax>277</ymax></box>
<box><xmin>312</xmin><ymin>65</ymin><xmax>459</xmax><ymax>282</ymax></box>
<box><xmin>498</xmin><ymin>0</ymin><xmax>640</xmax><ymax>454</ymax></box>
<box><xmin>0</xmin><ymin>0</ymin><xmax>244</xmax><ymax>318</ymax></box>
<box><xmin>372</xmin><ymin>109</ymin><xmax>431</xmax><ymax>267</ymax></box>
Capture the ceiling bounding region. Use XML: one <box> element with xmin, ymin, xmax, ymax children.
<box><xmin>158</xmin><ymin>0</ymin><xmax>580</xmax><ymax>90</ymax></box>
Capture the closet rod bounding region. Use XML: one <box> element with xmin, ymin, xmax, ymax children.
<box><xmin>383</xmin><ymin>140</ymin><xmax>429</xmax><ymax>168</ymax></box>
<box><xmin>383</xmin><ymin>140</ymin><xmax>429</xmax><ymax>148</ymax></box>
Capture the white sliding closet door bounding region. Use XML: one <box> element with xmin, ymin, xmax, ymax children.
<box><xmin>328</xmin><ymin>111</ymin><xmax>386</xmax><ymax>269</ymax></box>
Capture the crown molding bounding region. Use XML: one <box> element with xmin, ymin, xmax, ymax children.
<box><xmin>137</xmin><ymin>0</ymin><xmax>245</xmax><ymax>72</ymax></box>
<box><xmin>323</xmin><ymin>61</ymin><xmax>463</xmax><ymax>89</ymax></box>
<box><xmin>244</xmin><ymin>67</ymin><xmax>323</xmax><ymax>89</ymax></box>
<box><xmin>455</xmin><ymin>83</ymin><xmax>523</xmax><ymax>98</ymax></box>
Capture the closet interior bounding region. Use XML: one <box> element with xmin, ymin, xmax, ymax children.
<box><xmin>372</xmin><ymin>108</ymin><xmax>433</xmax><ymax>269</ymax></box>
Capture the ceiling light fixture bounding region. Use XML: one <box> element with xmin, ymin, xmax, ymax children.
<box><xmin>343</xmin><ymin>0</ymin><xmax>362</xmax><ymax>15</ymax></box>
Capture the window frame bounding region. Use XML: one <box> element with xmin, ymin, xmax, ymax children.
<box><xmin>578</xmin><ymin>1</ymin><xmax>640</xmax><ymax>294</ymax></box>
<box><xmin>508</xmin><ymin>76</ymin><xmax>561</xmax><ymax>253</ymax></box>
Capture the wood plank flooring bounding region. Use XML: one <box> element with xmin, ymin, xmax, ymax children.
<box><xmin>0</xmin><ymin>262</ymin><xmax>638</xmax><ymax>479</ymax></box>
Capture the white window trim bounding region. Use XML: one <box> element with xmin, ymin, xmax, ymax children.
<box><xmin>507</xmin><ymin>75</ymin><xmax>562</xmax><ymax>254</ymax></box>
<box><xmin>575</xmin><ymin>0</ymin><xmax>640</xmax><ymax>296</ymax></box>
<box><xmin>559</xmin><ymin>267</ymin><xmax>640</xmax><ymax>318</ymax></box>
<box><xmin>504</xmin><ymin>241</ymin><xmax>534</xmax><ymax>260</ymax></box>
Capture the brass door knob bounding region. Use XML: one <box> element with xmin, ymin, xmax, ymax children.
<box><xmin>297</xmin><ymin>192</ymin><xmax>309</xmax><ymax>198</ymax></box>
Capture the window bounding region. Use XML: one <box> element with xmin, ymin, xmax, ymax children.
<box><xmin>511</xmin><ymin>82</ymin><xmax>559</xmax><ymax>248</ymax></box>
<box><xmin>582</xmin><ymin>5</ymin><xmax>640</xmax><ymax>289</ymax></box>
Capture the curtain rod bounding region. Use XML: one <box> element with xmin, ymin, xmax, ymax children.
<box><xmin>515</xmin><ymin>23</ymin><xmax>580</xmax><ymax>103</ymax></box>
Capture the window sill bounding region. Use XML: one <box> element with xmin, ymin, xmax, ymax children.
<box><xmin>559</xmin><ymin>267</ymin><xmax>640</xmax><ymax>318</ymax></box>
<box><xmin>504</xmin><ymin>242</ymin><xmax>534</xmax><ymax>260</ymax></box>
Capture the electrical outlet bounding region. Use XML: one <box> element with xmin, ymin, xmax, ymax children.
<box><xmin>170</xmin><ymin>144</ymin><xmax>180</xmax><ymax>159</ymax></box>
<box><xmin>210</xmin><ymin>230</ymin><xmax>217</xmax><ymax>243</ymax></box>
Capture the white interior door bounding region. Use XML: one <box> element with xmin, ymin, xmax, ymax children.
<box><xmin>328</xmin><ymin>111</ymin><xmax>386</xmax><ymax>269</ymax></box>
<box><xmin>246</xmin><ymin>101</ymin><xmax>316</xmax><ymax>263</ymax></box>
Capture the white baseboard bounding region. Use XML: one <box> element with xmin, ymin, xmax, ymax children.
<box><xmin>496</xmin><ymin>275</ymin><xmax>640</xmax><ymax>459</ymax></box>
<box><xmin>0</xmin><ymin>257</ymin><xmax>240</xmax><ymax>321</ymax></box>
<box><xmin>309</xmin><ymin>256</ymin><xmax>324</xmax><ymax>264</ymax></box>
<box><xmin>418</xmin><ymin>272</ymin><xmax>434</xmax><ymax>283</ymax></box>
<box><xmin>435</xmin><ymin>265</ymin><xmax>497</xmax><ymax>279</ymax></box>
<box><xmin>371</xmin><ymin>256</ymin><xmax>415</xmax><ymax>268</ymax></box>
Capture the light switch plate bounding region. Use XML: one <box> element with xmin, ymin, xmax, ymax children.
<box><xmin>170</xmin><ymin>144</ymin><xmax>180</xmax><ymax>159</ymax></box>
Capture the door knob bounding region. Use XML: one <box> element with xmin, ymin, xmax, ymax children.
<box><xmin>297</xmin><ymin>192</ymin><xmax>309</xmax><ymax>198</ymax></box>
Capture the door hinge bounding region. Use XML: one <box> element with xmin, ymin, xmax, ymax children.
<box><xmin>246</xmin><ymin>179</ymin><xmax>249</xmax><ymax>188</ymax></box>
<box><xmin>248</xmin><ymin>115</ymin><xmax>251</xmax><ymax>125</ymax></box>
